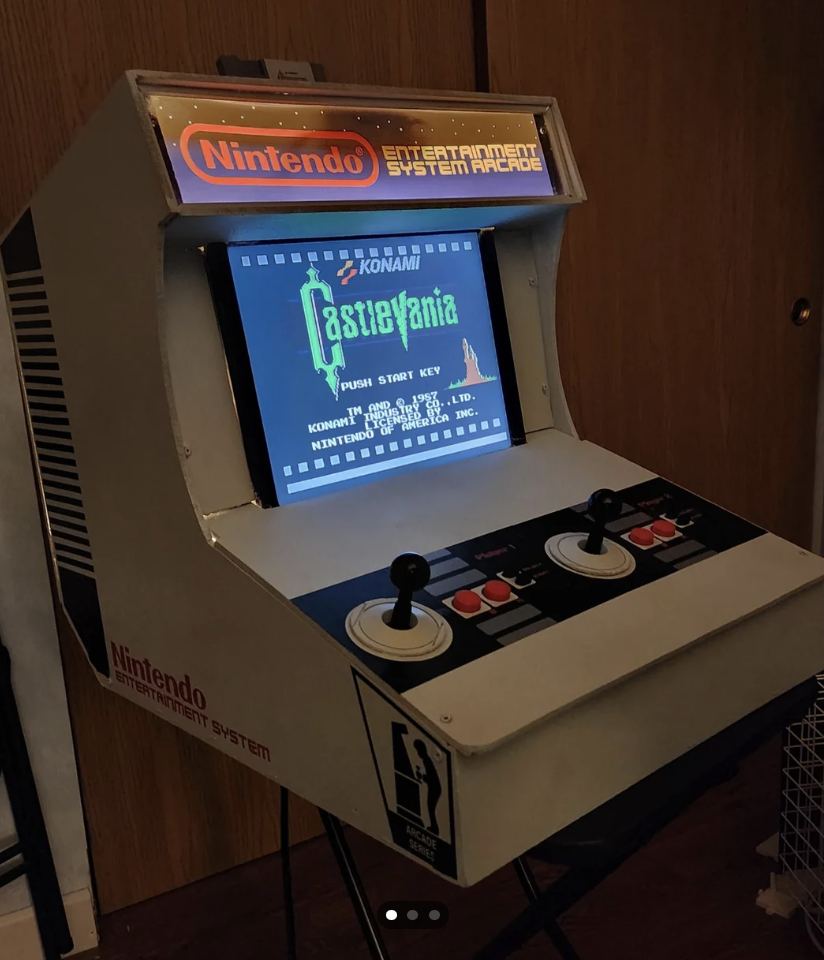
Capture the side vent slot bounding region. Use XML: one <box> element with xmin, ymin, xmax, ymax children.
<box><xmin>2</xmin><ymin>210</ymin><xmax>109</xmax><ymax>676</ymax></box>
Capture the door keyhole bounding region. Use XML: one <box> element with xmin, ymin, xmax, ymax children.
<box><xmin>791</xmin><ymin>298</ymin><xmax>812</xmax><ymax>326</ymax></box>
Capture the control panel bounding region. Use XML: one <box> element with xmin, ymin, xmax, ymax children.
<box><xmin>293</xmin><ymin>479</ymin><xmax>764</xmax><ymax>695</ymax></box>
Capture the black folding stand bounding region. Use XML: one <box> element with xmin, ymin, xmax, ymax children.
<box><xmin>280</xmin><ymin>677</ymin><xmax>818</xmax><ymax>960</ymax></box>
<box><xmin>0</xmin><ymin>633</ymin><xmax>73</xmax><ymax>959</ymax></box>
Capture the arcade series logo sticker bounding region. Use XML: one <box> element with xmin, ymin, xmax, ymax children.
<box><xmin>353</xmin><ymin>671</ymin><xmax>458</xmax><ymax>880</ymax></box>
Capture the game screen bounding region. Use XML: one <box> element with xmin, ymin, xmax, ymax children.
<box><xmin>226</xmin><ymin>231</ymin><xmax>512</xmax><ymax>505</ymax></box>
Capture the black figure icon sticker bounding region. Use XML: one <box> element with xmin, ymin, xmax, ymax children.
<box><xmin>413</xmin><ymin>736</ymin><xmax>442</xmax><ymax>834</ymax></box>
<box><xmin>392</xmin><ymin>723</ymin><xmax>443</xmax><ymax>835</ymax></box>
<box><xmin>354</xmin><ymin>672</ymin><xmax>457</xmax><ymax>879</ymax></box>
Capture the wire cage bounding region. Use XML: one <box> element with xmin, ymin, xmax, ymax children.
<box><xmin>780</xmin><ymin>676</ymin><xmax>824</xmax><ymax>948</ymax></box>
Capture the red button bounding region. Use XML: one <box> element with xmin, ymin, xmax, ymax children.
<box><xmin>483</xmin><ymin>580</ymin><xmax>511</xmax><ymax>603</ymax></box>
<box><xmin>452</xmin><ymin>589</ymin><xmax>482</xmax><ymax>613</ymax></box>
<box><xmin>651</xmin><ymin>519</ymin><xmax>676</xmax><ymax>538</ymax></box>
<box><xmin>629</xmin><ymin>526</ymin><xmax>654</xmax><ymax>546</ymax></box>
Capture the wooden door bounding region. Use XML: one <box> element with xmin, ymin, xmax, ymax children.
<box><xmin>0</xmin><ymin>0</ymin><xmax>476</xmax><ymax>913</ymax></box>
<box><xmin>488</xmin><ymin>0</ymin><xmax>824</xmax><ymax>546</ymax></box>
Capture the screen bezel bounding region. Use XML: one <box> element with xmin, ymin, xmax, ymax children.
<box><xmin>204</xmin><ymin>230</ymin><xmax>525</xmax><ymax>508</ymax></box>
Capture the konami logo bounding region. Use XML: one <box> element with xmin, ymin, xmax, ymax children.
<box><xmin>179</xmin><ymin>124</ymin><xmax>379</xmax><ymax>188</ymax></box>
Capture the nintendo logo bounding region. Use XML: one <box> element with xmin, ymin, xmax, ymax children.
<box><xmin>179</xmin><ymin>124</ymin><xmax>379</xmax><ymax>188</ymax></box>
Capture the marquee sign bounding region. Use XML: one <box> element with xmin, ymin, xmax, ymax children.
<box><xmin>146</xmin><ymin>94</ymin><xmax>556</xmax><ymax>204</ymax></box>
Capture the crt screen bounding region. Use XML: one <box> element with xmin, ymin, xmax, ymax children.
<box><xmin>227</xmin><ymin>231</ymin><xmax>511</xmax><ymax>505</ymax></box>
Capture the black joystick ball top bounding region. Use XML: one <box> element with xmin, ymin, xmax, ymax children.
<box><xmin>388</xmin><ymin>553</ymin><xmax>431</xmax><ymax>630</ymax></box>
<box><xmin>583</xmin><ymin>488</ymin><xmax>622</xmax><ymax>555</ymax></box>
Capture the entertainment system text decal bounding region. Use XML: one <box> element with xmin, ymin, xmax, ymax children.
<box><xmin>111</xmin><ymin>642</ymin><xmax>271</xmax><ymax>763</ymax></box>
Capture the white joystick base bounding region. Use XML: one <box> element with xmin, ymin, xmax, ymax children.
<box><xmin>346</xmin><ymin>599</ymin><xmax>453</xmax><ymax>661</ymax></box>
<box><xmin>546</xmin><ymin>533</ymin><xmax>636</xmax><ymax>579</ymax></box>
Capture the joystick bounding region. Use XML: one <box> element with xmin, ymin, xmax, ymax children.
<box><xmin>583</xmin><ymin>488</ymin><xmax>622</xmax><ymax>555</ymax></box>
<box><xmin>388</xmin><ymin>553</ymin><xmax>431</xmax><ymax>630</ymax></box>
<box><xmin>545</xmin><ymin>488</ymin><xmax>636</xmax><ymax>580</ymax></box>
<box><xmin>345</xmin><ymin>553</ymin><xmax>452</xmax><ymax>662</ymax></box>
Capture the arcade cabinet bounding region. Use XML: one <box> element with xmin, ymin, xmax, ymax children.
<box><xmin>2</xmin><ymin>70</ymin><xmax>823</xmax><ymax>929</ymax></box>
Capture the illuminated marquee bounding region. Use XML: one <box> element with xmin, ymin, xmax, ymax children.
<box><xmin>147</xmin><ymin>93</ymin><xmax>557</xmax><ymax>203</ymax></box>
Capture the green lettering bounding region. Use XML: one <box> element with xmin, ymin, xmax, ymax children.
<box><xmin>434</xmin><ymin>287</ymin><xmax>445</xmax><ymax>326</ymax></box>
<box><xmin>408</xmin><ymin>297</ymin><xmax>423</xmax><ymax>330</ymax></box>
<box><xmin>421</xmin><ymin>296</ymin><xmax>437</xmax><ymax>328</ymax></box>
<box><xmin>443</xmin><ymin>294</ymin><xmax>458</xmax><ymax>324</ymax></box>
<box><xmin>300</xmin><ymin>267</ymin><xmax>344</xmax><ymax>397</ymax></box>
<box><xmin>323</xmin><ymin>305</ymin><xmax>342</xmax><ymax>341</ymax></box>
<box><xmin>340</xmin><ymin>303</ymin><xmax>359</xmax><ymax>338</ymax></box>
<box><xmin>375</xmin><ymin>300</ymin><xmax>393</xmax><ymax>334</ymax></box>
<box><xmin>354</xmin><ymin>301</ymin><xmax>370</xmax><ymax>336</ymax></box>
<box><xmin>366</xmin><ymin>300</ymin><xmax>378</xmax><ymax>335</ymax></box>
<box><xmin>391</xmin><ymin>291</ymin><xmax>409</xmax><ymax>349</ymax></box>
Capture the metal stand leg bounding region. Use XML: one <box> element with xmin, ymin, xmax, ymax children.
<box><xmin>320</xmin><ymin>810</ymin><xmax>392</xmax><ymax>960</ymax></box>
<box><xmin>473</xmin><ymin>852</ymin><xmax>622</xmax><ymax>960</ymax></box>
<box><xmin>0</xmin><ymin>638</ymin><xmax>73</xmax><ymax>959</ymax></box>
<box><xmin>513</xmin><ymin>858</ymin><xmax>582</xmax><ymax>960</ymax></box>
<box><xmin>280</xmin><ymin>787</ymin><xmax>297</xmax><ymax>960</ymax></box>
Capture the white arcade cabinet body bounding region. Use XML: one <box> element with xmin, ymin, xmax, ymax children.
<box><xmin>2</xmin><ymin>71</ymin><xmax>822</xmax><ymax>885</ymax></box>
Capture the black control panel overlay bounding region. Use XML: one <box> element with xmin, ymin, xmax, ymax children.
<box><xmin>294</xmin><ymin>478</ymin><xmax>764</xmax><ymax>694</ymax></box>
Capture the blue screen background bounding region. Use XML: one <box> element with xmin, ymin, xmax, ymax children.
<box><xmin>227</xmin><ymin>231</ymin><xmax>511</xmax><ymax>504</ymax></box>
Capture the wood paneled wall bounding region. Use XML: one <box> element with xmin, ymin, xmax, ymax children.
<box><xmin>488</xmin><ymin>0</ymin><xmax>824</xmax><ymax>546</ymax></box>
<box><xmin>0</xmin><ymin>0</ymin><xmax>475</xmax><ymax>913</ymax></box>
